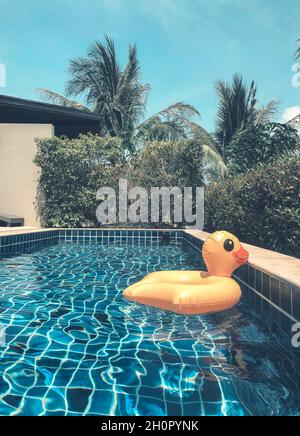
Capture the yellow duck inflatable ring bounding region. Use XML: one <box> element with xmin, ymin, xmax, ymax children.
<box><xmin>123</xmin><ymin>231</ymin><xmax>249</xmax><ymax>315</ymax></box>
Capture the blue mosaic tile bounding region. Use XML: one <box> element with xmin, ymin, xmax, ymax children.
<box><xmin>0</xmin><ymin>231</ymin><xmax>59</xmax><ymax>259</ymax></box>
<box><xmin>0</xmin><ymin>229</ymin><xmax>299</xmax><ymax>416</ymax></box>
<box><xmin>58</xmin><ymin>229</ymin><xmax>183</xmax><ymax>246</ymax></box>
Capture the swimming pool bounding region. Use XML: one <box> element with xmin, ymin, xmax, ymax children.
<box><xmin>0</xmin><ymin>241</ymin><xmax>299</xmax><ymax>416</ymax></box>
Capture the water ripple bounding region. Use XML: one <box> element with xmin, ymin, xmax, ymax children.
<box><xmin>0</xmin><ymin>242</ymin><xmax>299</xmax><ymax>416</ymax></box>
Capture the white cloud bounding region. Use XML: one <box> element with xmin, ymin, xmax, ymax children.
<box><xmin>281</xmin><ymin>106</ymin><xmax>300</xmax><ymax>123</ymax></box>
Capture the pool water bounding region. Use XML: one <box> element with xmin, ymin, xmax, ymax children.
<box><xmin>0</xmin><ymin>242</ymin><xmax>299</xmax><ymax>416</ymax></box>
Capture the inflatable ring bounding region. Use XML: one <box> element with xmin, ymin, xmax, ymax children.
<box><xmin>123</xmin><ymin>231</ymin><xmax>249</xmax><ymax>315</ymax></box>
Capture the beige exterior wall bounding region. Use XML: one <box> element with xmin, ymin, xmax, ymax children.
<box><xmin>0</xmin><ymin>124</ymin><xmax>54</xmax><ymax>226</ymax></box>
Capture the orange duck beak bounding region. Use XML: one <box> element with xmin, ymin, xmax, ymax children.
<box><xmin>233</xmin><ymin>246</ymin><xmax>249</xmax><ymax>266</ymax></box>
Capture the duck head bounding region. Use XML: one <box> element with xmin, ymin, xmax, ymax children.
<box><xmin>202</xmin><ymin>231</ymin><xmax>249</xmax><ymax>278</ymax></box>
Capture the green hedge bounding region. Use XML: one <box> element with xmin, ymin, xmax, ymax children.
<box><xmin>227</xmin><ymin>122</ymin><xmax>299</xmax><ymax>175</ymax></box>
<box><xmin>128</xmin><ymin>139</ymin><xmax>204</xmax><ymax>188</ymax></box>
<box><xmin>205</xmin><ymin>155</ymin><xmax>300</xmax><ymax>258</ymax></box>
<box><xmin>34</xmin><ymin>136</ymin><xmax>204</xmax><ymax>228</ymax></box>
<box><xmin>34</xmin><ymin>135</ymin><xmax>125</xmax><ymax>227</ymax></box>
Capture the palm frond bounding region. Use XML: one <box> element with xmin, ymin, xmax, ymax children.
<box><xmin>61</xmin><ymin>35</ymin><xmax>150</xmax><ymax>145</ymax></box>
<box><xmin>134</xmin><ymin>102</ymin><xmax>200</xmax><ymax>143</ymax></box>
<box><xmin>36</xmin><ymin>88</ymin><xmax>90</xmax><ymax>111</ymax></box>
<box><xmin>191</xmin><ymin>122</ymin><xmax>227</xmax><ymax>176</ymax></box>
<box><xmin>202</xmin><ymin>144</ymin><xmax>228</xmax><ymax>178</ymax></box>
<box><xmin>214</xmin><ymin>73</ymin><xmax>276</xmax><ymax>163</ymax></box>
<box><xmin>215</xmin><ymin>79</ymin><xmax>234</xmax><ymax>152</ymax></box>
<box><xmin>295</xmin><ymin>38</ymin><xmax>300</xmax><ymax>60</ymax></box>
<box><xmin>154</xmin><ymin>102</ymin><xmax>200</xmax><ymax>120</ymax></box>
<box><xmin>255</xmin><ymin>99</ymin><xmax>279</xmax><ymax>124</ymax></box>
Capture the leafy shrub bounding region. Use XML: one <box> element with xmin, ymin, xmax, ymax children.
<box><xmin>205</xmin><ymin>155</ymin><xmax>300</xmax><ymax>258</ymax></box>
<box><xmin>227</xmin><ymin>122</ymin><xmax>299</xmax><ymax>174</ymax></box>
<box><xmin>34</xmin><ymin>134</ymin><xmax>125</xmax><ymax>227</ymax></box>
<box><xmin>127</xmin><ymin>139</ymin><xmax>204</xmax><ymax>226</ymax></box>
<box><xmin>128</xmin><ymin>139</ymin><xmax>204</xmax><ymax>188</ymax></box>
<box><xmin>34</xmin><ymin>136</ymin><xmax>204</xmax><ymax>228</ymax></box>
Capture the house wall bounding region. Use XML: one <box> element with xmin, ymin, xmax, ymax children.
<box><xmin>0</xmin><ymin>124</ymin><xmax>54</xmax><ymax>226</ymax></box>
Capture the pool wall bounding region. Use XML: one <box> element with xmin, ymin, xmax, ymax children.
<box><xmin>0</xmin><ymin>228</ymin><xmax>299</xmax><ymax>335</ymax></box>
<box><xmin>0</xmin><ymin>230</ymin><xmax>58</xmax><ymax>256</ymax></box>
<box><xmin>58</xmin><ymin>229</ymin><xmax>183</xmax><ymax>245</ymax></box>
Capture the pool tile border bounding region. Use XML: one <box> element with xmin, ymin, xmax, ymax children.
<box><xmin>58</xmin><ymin>229</ymin><xmax>183</xmax><ymax>245</ymax></box>
<box><xmin>0</xmin><ymin>229</ymin><xmax>183</xmax><ymax>258</ymax></box>
<box><xmin>0</xmin><ymin>230</ymin><xmax>59</xmax><ymax>256</ymax></box>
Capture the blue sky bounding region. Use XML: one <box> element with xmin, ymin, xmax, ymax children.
<box><xmin>0</xmin><ymin>0</ymin><xmax>300</xmax><ymax>131</ymax></box>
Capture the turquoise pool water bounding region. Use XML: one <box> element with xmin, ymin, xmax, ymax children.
<box><xmin>0</xmin><ymin>242</ymin><xmax>299</xmax><ymax>416</ymax></box>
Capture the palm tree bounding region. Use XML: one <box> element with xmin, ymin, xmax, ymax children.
<box><xmin>215</xmin><ymin>74</ymin><xmax>278</xmax><ymax>163</ymax></box>
<box><xmin>38</xmin><ymin>35</ymin><xmax>150</xmax><ymax>153</ymax></box>
<box><xmin>134</xmin><ymin>102</ymin><xmax>200</xmax><ymax>142</ymax></box>
<box><xmin>37</xmin><ymin>35</ymin><xmax>226</xmax><ymax>175</ymax></box>
<box><xmin>35</xmin><ymin>90</ymin><xmax>90</xmax><ymax>111</ymax></box>
<box><xmin>134</xmin><ymin>102</ymin><xmax>227</xmax><ymax>176</ymax></box>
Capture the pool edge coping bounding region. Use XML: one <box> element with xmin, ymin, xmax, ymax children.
<box><xmin>184</xmin><ymin>229</ymin><xmax>300</xmax><ymax>292</ymax></box>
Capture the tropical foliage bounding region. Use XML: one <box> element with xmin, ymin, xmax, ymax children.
<box><xmin>295</xmin><ymin>38</ymin><xmax>300</xmax><ymax>60</ymax></box>
<box><xmin>134</xmin><ymin>103</ymin><xmax>226</xmax><ymax>174</ymax></box>
<box><xmin>34</xmin><ymin>135</ymin><xmax>125</xmax><ymax>227</ymax></box>
<box><xmin>38</xmin><ymin>36</ymin><xmax>149</xmax><ymax>153</ymax></box>
<box><xmin>227</xmin><ymin>122</ymin><xmax>299</xmax><ymax>174</ymax></box>
<box><xmin>134</xmin><ymin>102</ymin><xmax>199</xmax><ymax>143</ymax></box>
<box><xmin>34</xmin><ymin>135</ymin><xmax>206</xmax><ymax>228</ymax></box>
<box><xmin>33</xmin><ymin>35</ymin><xmax>300</xmax><ymax>257</ymax></box>
<box><xmin>205</xmin><ymin>155</ymin><xmax>300</xmax><ymax>258</ymax></box>
<box><xmin>35</xmin><ymin>89</ymin><xmax>90</xmax><ymax>111</ymax></box>
<box><xmin>128</xmin><ymin>139</ymin><xmax>204</xmax><ymax>189</ymax></box>
<box><xmin>127</xmin><ymin>139</ymin><xmax>205</xmax><ymax>227</ymax></box>
<box><xmin>37</xmin><ymin>35</ymin><xmax>224</xmax><ymax>173</ymax></box>
<box><xmin>215</xmin><ymin>74</ymin><xmax>278</xmax><ymax>163</ymax></box>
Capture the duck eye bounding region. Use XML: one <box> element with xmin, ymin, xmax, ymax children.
<box><xmin>224</xmin><ymin>239</ymin><xmax>234</xmax><ymax>252</ymax></box>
